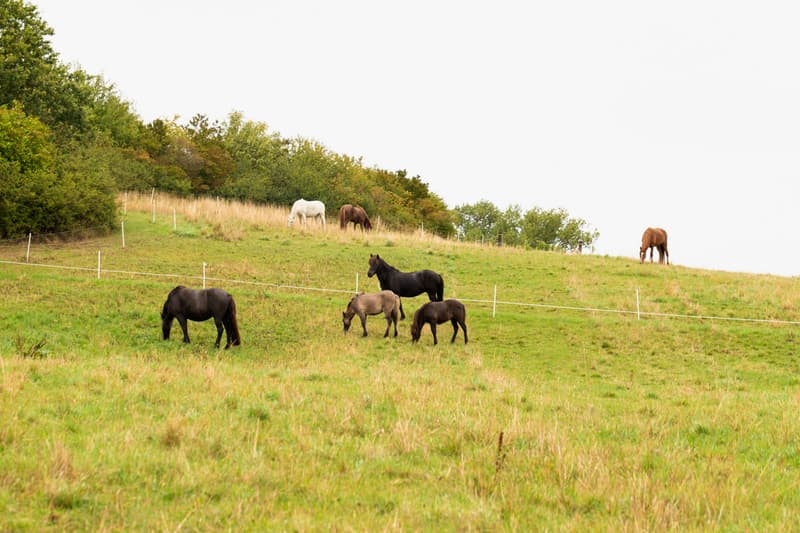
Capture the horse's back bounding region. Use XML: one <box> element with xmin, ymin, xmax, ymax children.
<box><xmin>170</xmin><ymin>287</ymin><xmax>232</xmax><ymax>320</ymax></box>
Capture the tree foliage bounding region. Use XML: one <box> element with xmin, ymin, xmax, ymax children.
<box><xmin>454</xmin><ymin>201</ymin><xmax>598</xmax><ymax>251</ymax></box>
<box><xmin>1</xmin><ymin>1</ymin><xmax>597</xmax><ymax>244</ymax></box>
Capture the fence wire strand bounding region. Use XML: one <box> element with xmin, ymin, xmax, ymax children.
<box><xmin>2</xmin><ymin>259</ymin><xmax>799</xmax><ymax>326</ymax></box>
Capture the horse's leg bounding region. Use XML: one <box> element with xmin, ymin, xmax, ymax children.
<box><xmin>450</xmin><ymin>319</ymin><xmax>459</xmax><ymax>343</ymax></box>
<box><xmin>359</xmin><ymin>312</ymin><xmax>368</xmax><ymax>337</ymax></box>
<box><xmin>177</xmin><ymin>316</ymin><xmax>190</xmax><ymax>343</ymax></box>
<box><xmin>399</xmin><ymin>300</ymin><xmax>405</xmax><ymax>320</ymax></box>
<box><xmin>223</xmin><ymin>316</ymin><xmax>232</xmax><ymax>349</ymax></box>
<box><xmin>460</xmin><ymin>319</ymin><xmax>468</xmax><ymax>344</ymax></box>
<box><xmin>383</xmin><ymin>313</ymin><xmax>391</xmax><ymax>337</ymax></box>
<box><xmin>430</xmin><ymin>322</ymin><xmax>438</xmax><ymax>345</ymax></box>
<box><xmin>649</xmin><ymin>246</ymin><xmax>654</xmax><ymax>263</ymax></box>
<box><xmin>213</xmin><ymin>317</ymin><xmax>224</xmax><ymax>348</ymax></box>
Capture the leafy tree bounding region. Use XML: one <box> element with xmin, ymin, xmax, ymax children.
<box><xmin>521</xmin><ymin>207</ymin><xmax>597</xmax><ymax>251</ymax></box>
<box><xmin>0</xmin><ymin>106</ymin><xmax>116</xmax><ymax>237</ymax></box>
<box><xmin>454</xmin><ymin>200</ymin><xmax>502</xmax><ymax>241</ymax></box>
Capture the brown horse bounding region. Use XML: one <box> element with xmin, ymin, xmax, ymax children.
<box><xmin>339</xmin><ymin>204</ymin><xmax>372</xmax><ymax>231</ymax></box>
<box><xmin>640</xmin><ymin>227</ymin><xmax>669</xmax><ymax>264</ymax></box>
<box><xmin>410</xmin><ymin>299</ymin><xmax>467</xmax><ymax>345</ymax></box>
<box><xmin>342</xmin><ymin>290</ymin><xmax>401</xmax><ymax>337</ymax></box>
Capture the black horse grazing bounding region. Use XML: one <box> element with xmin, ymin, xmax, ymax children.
<box><xmin>367</xmin><ymin>254</ymin><xmax>444</xmax><ymax>319</ymax></box>
<box><xmin>410</xmin><ymin>299</ymin><xmax>468</xmax><ymax>345</ymax></box>
<box><xmin>161</xmin><ymin>286</ymin><xmax>241</xmax><ymax>349</ymax></box>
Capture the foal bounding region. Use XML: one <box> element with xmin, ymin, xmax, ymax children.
<box><xmin>410</xmin><ymin>299</ymin><xmax>468</xmax><ymax>345</ymax></box>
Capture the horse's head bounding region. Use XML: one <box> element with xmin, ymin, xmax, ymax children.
<box><xmin>367</xmin><ymin>254</ymin><xmax>381</xmax><ymax>277</ymax></box>
<box><xmin>161</xmin><ymin>310</ymin><xmax>172</xmax><ymax>340</ymax></box>
<box><xmin>287</xmin><ymin>214</ymin><xmax>294</xmax><ymax>226</ymax></box>
<box><xmin>410</xmin><ymin>320</ymin><xmax>420</xmax><ymax>342</ymax></box>
<box><xmin>342</xmin><ymin>299</ymin><xmax>358</xmax><ymax>334</ymax></box>
<box><xmin>342</xmin><ymin>311</ymin><xmax>353</xmax><ymax>333</ymax></box>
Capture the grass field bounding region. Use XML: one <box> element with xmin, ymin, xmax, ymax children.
<box><xmin>1</xmin><ymin>194</ymin><xmax>800</xmax><ymax>531</ymax></box>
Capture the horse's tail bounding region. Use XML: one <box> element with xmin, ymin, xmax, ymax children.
<box><xmin>339</xmin><ymin>205</ymin><xmax>347</xmax><ymax>229</ymax></box>
<box><xmin>225</xmin><ymin>297</ymin><xmax>241</xmax><ymax>346</ymax></box>
<box><xmin>437</xmin><ymin>275</ymin><xmax>445</xmax><ymax>301</ymax></box>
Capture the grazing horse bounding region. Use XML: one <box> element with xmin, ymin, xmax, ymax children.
<box><xmin>339</xmin><ymin>204</ymin><xmax>373</xmax><ymax>231</ymax></box>
<box><xmin>367</xmin><ymin>254</ymin><xmax>444</xmax><ymax>320</ymax></box>
<box><xmin>342</xmin><ymin>290</ymin><xmax>401</xmax><ymax>337</ymax></box>
<box><xmin>640</xmin><ymin>227</ymin><xmax>669</xmax><ymax>264</ymax></box>
<box><xmin>410</xmin><ymin>300</ymin><xmax>468</xmax><ymax>345</ymax></box>
<box><xmin>288</xmin><ymin>199</ymin><xmax>326</xmax><ymax>228</ymax></box>
<box><xmin>161</xmin><ymin>286</ymin><xmax>241</xmax><ymax>349</ymax></box>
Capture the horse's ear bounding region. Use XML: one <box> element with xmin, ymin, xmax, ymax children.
<box><xmin>376</xmin><ymin>254</ymin><xmax>380</xmax><ymax>259</ymax></box>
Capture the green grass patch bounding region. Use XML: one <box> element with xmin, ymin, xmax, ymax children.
<box><xmin>1</xmin><ymin>208</ymin><xmax>800</xmax><ymax>530</ymax></box>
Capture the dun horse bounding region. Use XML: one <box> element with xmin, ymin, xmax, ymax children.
<box><xmin>640</xmin><ymin>227</ymin><xmax>669</xmax><ymax>264</ymax></box>
<box><xmin>410</xmin><ymin>299</ymin><xmax>468</xmax><ymax>345</ymax></box>
<box><xmin>339</xmin><ymin>204</ymin><xmax>373</xmax><ymax>231</ymax></box>
<box><xmin>161</xmin><ymin>286</ymin><xmax>241</xmax><ymax>348</ymax></box>
<box><xmin>367</xmin><ymin>254</ymin><xmax>444</xmax><ymax>320</ymax></box>
<box><xmin>342</xmin><ymin>290</ymin><xmax>401</xmax><ymax>337</ymax></box>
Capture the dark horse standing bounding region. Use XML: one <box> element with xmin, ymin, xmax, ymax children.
<box><xmin>640</xmin><ymin>227</ymin><xmax>669</xmax><ymax>264</ymax></box>
<box><xmin>339</xmin><ymin>204</ymin><xmax>372</xmax><ymax>231</ymax></box>
<box><xmin>410</xmin><ymin>299</ymin><xmax>468</xmax><ymax>345</ymax></box>
<box><xmin>367</xmin><ymin>254</ymin><xmax>444</xmax><ymax>319</ymax></box>
<box><xmin>161</xmin><ymin>286</ymin><xmax>241</xmax><ymax>348</ymax></box>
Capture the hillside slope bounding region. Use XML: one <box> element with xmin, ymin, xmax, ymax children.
<box><xmin>1</xmin><ymin>197</ymin><xmax>799</xmax><ymax>530</ymax></box>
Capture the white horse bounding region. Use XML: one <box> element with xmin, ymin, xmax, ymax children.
<box><xmin>287</xmin><ymin>199</ymin><xmax>326</xmax><ymax>227</ymax></box>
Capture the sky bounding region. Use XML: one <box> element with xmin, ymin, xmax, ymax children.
<box><xmin>32</xmin><ymin>1</ymin><xmax>800</xmax><ymax>277</ymax></box>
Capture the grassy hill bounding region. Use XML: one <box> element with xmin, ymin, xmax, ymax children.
<box><xmin>1</xmin><ymin>193</ymin><xmax>799</xmax><ymax>530</ymax></box>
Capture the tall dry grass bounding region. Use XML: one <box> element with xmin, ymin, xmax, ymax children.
<box><xmin>121</xmin><ymin>190</ymin><xmax>485</xmax><ymax>252</ymax></box>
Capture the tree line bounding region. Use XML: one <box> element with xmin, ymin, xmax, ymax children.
<box><xmin>0</xmin><ymin>0</ymin><xmax>598</xmax><ymax>251</ymax></box>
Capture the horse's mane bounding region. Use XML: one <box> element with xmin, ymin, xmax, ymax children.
<box><xmin>168</xmin><ymin>285</ymin><xmax>186</xmax><ymax>298</ymax></box>
<box><xmin>375</xmin><ymin>256</ymin><xmax>398</xmax><ymax>273</ymax></box>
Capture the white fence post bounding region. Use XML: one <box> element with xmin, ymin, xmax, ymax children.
<box><xmin>173</xmin><ymin>208</ymin><xmax>177</xmax><ymax>231</ymax></box>
<box><xmin>97</xmin><ymin>250</ymin><xmax>101</xmax><ymax>279</ymax></box>
<box><xmin>26</xmin><ymin>233</ymin><xmax>31</xmax><ymax>263</ymax></box>
<box><xmin>203</xmin><ymin>262</ymin><xmax>207</xmax><ymax>289</ymax></box>
<box><xmin>121</xmin><ymin>221</ymin><xmax>125</xmax><ymax>248</ymax></box>
<box><xmin>493</xmin><ymin>284</ymin><xmax>497</xmax><ymax>318</ymax></box>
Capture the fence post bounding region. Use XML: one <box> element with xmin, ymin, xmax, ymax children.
<box><xmin>26</xmin><ymin>233</ymin><xmax>32</xmax><ymax>263</ymax></box>
<box><xmin>121</xmin><ymin>221</ymin><xmax>125</xmax><ymax>248</ymax></box>
<box><xmin>173</xmin><ymin>208</ymin><xmax>177</xmax><ymax>231</ymax></box>
<box><xmin>636</xmin><ymin>288</ymin><xmax>640</xmax><ymax>320</ymax></box>
<box><xmin>493</xmin><ymin>284</ymin><xmax>497</xmax><ymax>318</ymax></box>
<box><xmin>97</xmin><ymin>250</ymin><xmax>101</xmax><ymax>279</ymax></box>
<box><xmin>203</xmin><ymin>262</ymin><xmax>207</xmax><ymax>289</ymax></box>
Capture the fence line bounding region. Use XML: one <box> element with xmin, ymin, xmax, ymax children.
<box><xmin>2</xmin><ymin>258</ymin><xmax>799</xmax><ymax>326</ymax></box>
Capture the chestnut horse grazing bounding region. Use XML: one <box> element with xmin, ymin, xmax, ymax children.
<box><xmin>342</xmin><ymin>290</ymin><xmax>400</xmax><ymax>337</ymax></box>
<box><xmin>339</xmin><ymin>204</ymin><xmax>372</xmax><ymax>231</ymax></box>
<box><xmin>410</xmin><ymin>299</ymin><xmax>468</xmax><ymax>345</ymax></box>
<box><xmin>640</xmin><ymin>227</ymin><xmax>669</xmax><ymax>264</ymax></box>
<box><xmin>161</xmin><ymin>286</ymin><xmax>241</xmax><ymax>348</ymax></box>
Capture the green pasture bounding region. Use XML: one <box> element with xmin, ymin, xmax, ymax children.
<box><xmin>1</xmin><ymin>211</ymin><xmax>800</xmax><ymax>531</ymax></box>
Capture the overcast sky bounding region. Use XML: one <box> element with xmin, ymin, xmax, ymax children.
<box><xmin>32</xmin><ymin>1</ymin><xmax>800</xmax><ymax>276</ymax></box>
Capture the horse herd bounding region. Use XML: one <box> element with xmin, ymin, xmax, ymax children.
<box><xmin>162</xmin><ymin>198</ymin><xmax>669</xmax><ymax>349</ymax></box>
<box><xmin>161</xmin><ymin>254</ymin><xmax>467</xmax><ymax>349</ymax></box>
<box><xmin>287</xmin><ymin>198</ymin><xmax>373</xmax><ymax>232</ymax></box>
